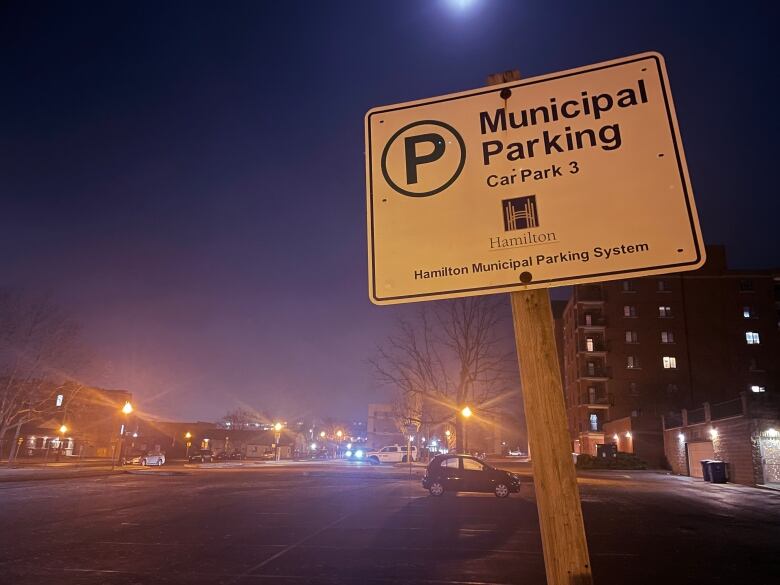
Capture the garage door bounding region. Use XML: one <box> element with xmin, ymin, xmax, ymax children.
<box><xmin>687</xmin><ymin>441</ymin><xmax>715</xmax><ymax>478</ymax></box>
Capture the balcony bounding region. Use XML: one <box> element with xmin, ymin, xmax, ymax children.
<box><xmin>578</xmin><ymin>314</ymin><xmax>607</xmax><ymax>328</ymax></box>
<box><xmin>578</xmin><ymin>341</ymin><xmax>608</xmax><ymax>354</ymax></box>
<box><xmin>579</xmin><ymin>365</ymin><xmax>611</xmax><ymax>380</ymax></box>
<box><xmin>579</xmin><ymin>394</ymin><xmax>611</xmax><ymax>408</ymax></box>
<box><xmin>575</xmin><ymin>286</ymin><xmax>605</xmax><ymax>303</ymax></box>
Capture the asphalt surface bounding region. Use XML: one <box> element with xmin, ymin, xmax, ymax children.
<box><xmin>1</xmin><ymin>460</ymin><xmax>779</xmax><ymax>585</ymax></box>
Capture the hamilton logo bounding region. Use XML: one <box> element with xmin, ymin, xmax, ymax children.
<box><xmin>502</xmin><ymin>195</ymin><xmax>538</xmax><ymax>231</ymax></box>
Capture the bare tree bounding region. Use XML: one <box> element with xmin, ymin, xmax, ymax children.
<box><xmin>370</xmin><ymin>296</ymin><xmax>517</xmax><ymax>452</ymax></box>
<box><xmin>221</xmin><ymin>408</ymin><xmax>260</xmax><ymax>430</ymax></box>
<box><xmin>0</xmin><ymin>289</ymin><xmax>89</xmax><ymax>461</ymax></box>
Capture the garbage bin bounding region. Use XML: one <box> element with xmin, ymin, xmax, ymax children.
<box><xmin>708</xmin><ymin>461</ymin><xmax>728</xmax><ymax>483</ymax></box>
<box><xmin>700</xmin><ymin>460</ymin><xmax>713</xmax><ymax>482</ymax></box>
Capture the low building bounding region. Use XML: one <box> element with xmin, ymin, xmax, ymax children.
<box><xmin>662</xmin><ymin>393</ymin><xmax>780</xmax><ymax>487</ymax></box>
<box><xmin>19</xmin><ymin>385</ymin><xmax>133</xmax><ymax>459</ymax></box>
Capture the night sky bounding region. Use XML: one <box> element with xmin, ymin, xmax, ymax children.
<box><xmin>1</xmin><ymin>1</ymin><xmax>778</xmax><ymax>422</ymax></box>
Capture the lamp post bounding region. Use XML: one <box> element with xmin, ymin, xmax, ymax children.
<box><xmin>274</xmin><ymin>422</ymin><xmax>283</xmax><ymax>461</ymax></box>
<box><xmin>113</xmin><ymin>401</ymin><xmax>133</xmax><ymax>470</ymax></box>
<box><xmin>185</xmin><ymin>432</ymin><xmax>192</xmax><ymax>459</ymax></box>
<box><xmin>461</xmin><ymin>406</ymin><xmax>473</xmax><ymax>453</ymax></box>
<box><xmin>56</xmin><ymin>424</ymin><xmax>68</xmax><ymax>462</ymax></box>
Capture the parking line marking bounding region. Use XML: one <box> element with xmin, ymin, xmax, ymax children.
<box><xmin>227</xmin><ymin>510</ymin><xmax>357</xmax><ymax>583</ymax></box>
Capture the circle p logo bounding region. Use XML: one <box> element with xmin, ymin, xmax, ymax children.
<box><xmin>380</xmin><ymin>120</ymin><xmax>466</xmax><ymax>197</ymax></box>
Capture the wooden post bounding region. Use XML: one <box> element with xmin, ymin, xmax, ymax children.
<box><xmin>511</xmin><ymin>290</ymin><xmax>592</xmax><ymax>585</ymax></box>
<box><xmin>486</xmin><ymin>69</ymin><xmax>593</xmax><ymax>585</ymax></box>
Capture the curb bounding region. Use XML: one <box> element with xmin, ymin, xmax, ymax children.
<box><xmin>0</xmin><ymin>469</ymin><xmax>123</xmax><ymax>484</ymax></box>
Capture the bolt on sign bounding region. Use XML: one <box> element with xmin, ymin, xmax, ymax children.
<box><xmin>365</xmin><ymin>52</ymin><xmax>705</xmax><ymax>305</ymax></box>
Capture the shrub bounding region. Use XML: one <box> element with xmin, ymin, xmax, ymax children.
<box><xmin>575</xmin><ymin>452</ymin><xmax>647</xmax><ymax>470</ymax></box>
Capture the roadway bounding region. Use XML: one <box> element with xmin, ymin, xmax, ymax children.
<box><xmin>1</xmin><ymin>459</ymin><xmax>779</xmax><ymax>584</ymax></box>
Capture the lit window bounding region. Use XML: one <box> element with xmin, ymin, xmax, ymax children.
<box><xmin>661</xmin><ymin>331</ymin><xmax>674</xmax><ymax>343</ymax></box>
<box><xmin>743</xmin><ymin>306</ymin><xmax>754</xmax><ymax>319</ymax></box>
<box><xmin>745</xmin><ymin>331</ymin><xmax>760</xmax><ymax>345</ymax></box>
<box><xmin>623</xmin><ymin>305</ymin><xmax>637</xmax><ymax>318</ymax></box>
<box><xmin>750</xmin><ymin>385</ymin><xmax>766</xmax><ymax>393</ymax></box>
<box><xmin>55</xmin><ymin>394</ymin><xmax>64</xmax><ymax>407</ymax></box>
<box><xmin>586</xmin><ymin>337</ymin><xmax>594</xmax><ymax>352</ymax></box>
<box><xmin>627</xmin><ymin>355</ymin><xmax>640</xmax><ymax>369</ymax></box>
<box><xmin>658</xmin><ymin>306</ymin><xmax>672</xmax><ymax>318</ymax></box>
<box><xmin>625</xmin><ymin>330</ymin><xmax>638</xmax><ymax>343</ymax></box>
<box><xmin>589</xmin><ymin>414</ymin><xmax>598</xmax><ymax>431</ymax></box>
<box><xmin>663</xmin><ymin>356</ymin><xmax>677</xmax><ymax>369</ymax></box>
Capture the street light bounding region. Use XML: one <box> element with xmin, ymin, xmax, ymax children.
<box><xmin>274</xmin><ymin>422</ymin><xmax>283</xmax><ymax>461</ymax></box>
<box><xmin>114</xmin><ymin>401</ymin><xmax>133</xmax><ymax>469</ymax></box>
<box><xmin>185</xmin><ymin>432</ymin><xmax>192</xmax><ymax>459</ymax></box>
<box><xmin>461</xmin><ymin>406</ymin><xmax>473</xmax><ymax>453</ymax></box>
<box><xmin>55</xmin><ymin>424</ymin><xmax>69</xmax><ymax>462</ymax></box>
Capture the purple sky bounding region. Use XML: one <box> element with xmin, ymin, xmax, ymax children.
<box><xmin>1</xmin><ymin>1</ymin><xmax>778</xmax><ymax>422</ymax></box>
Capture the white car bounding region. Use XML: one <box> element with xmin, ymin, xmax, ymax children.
<box><xmin>367</xmin><ymin>444</ymin><xmax>418</xmax><ymax>465</ymax></box>
<box><xmin>127</xmin><ymin>452</ymin><xmax>166</xmax><ymax>466</ymax></box>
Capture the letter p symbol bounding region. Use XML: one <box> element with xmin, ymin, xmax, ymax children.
<box><xmin>404</xmin><ymin>133</ymin><xmax>445</xmax><ymax>185</ymax></box>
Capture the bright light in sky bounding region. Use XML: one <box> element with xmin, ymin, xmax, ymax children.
<box><xmin>447</xmin><ymin>0</ymin><xmax>476</xmax><ymax>9</ymax></box>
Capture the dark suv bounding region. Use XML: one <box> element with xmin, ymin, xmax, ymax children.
<box><xmin>422</xmin><ymin>454</ymin><xmax>522</xmax><ymax>498</ymax></box>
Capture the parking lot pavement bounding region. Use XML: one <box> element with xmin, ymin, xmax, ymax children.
<box><xmin>1</xmin><ymin>463</ymin><xmax>779</xmax><ymax>584</ymax></box>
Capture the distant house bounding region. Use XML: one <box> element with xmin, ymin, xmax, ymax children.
<box><xmin>18</xmin><ymin>385</ymin><xmax>134</xmax><ymax>459</ymax></box>
<box><xmin>201</xmin><ymin>428</ymin><xmax>304</xmax><ymax>459</ymax></box>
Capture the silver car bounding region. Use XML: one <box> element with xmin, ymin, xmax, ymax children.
<box><xmin>128</xmin><ymin>452</ymin><xmax>166</xmax><ymax>466</ymax></box>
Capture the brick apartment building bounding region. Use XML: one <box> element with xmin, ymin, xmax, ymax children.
<box><xmin>561</xmin><ymin>246</ymin><xmax>779</xmax><ymax>466</ymax></box>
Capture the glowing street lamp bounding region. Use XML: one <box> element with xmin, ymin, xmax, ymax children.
<box><xmin>122</xmin><ymin>401</ymin><xmax>133</xmax><ymax>415</ymax></box>
<box><xmin>336</xmin><ymin>430</ymin><xmax>343</xmax><ymax>439</ymax></box>
<box><xmin>319</xmin><ymin>431</ymin><xmax>326</xmax><ymax>438</ymax></box>
<box><xmin>274</xmin><ymin>422</ymin><xmax>283</xmax><ymax>461</ymax></box>
<box><xmin>55</xmin><ymin>424</ymin><xmax>69</xmax><ymax>462</ymax></box>
<box><xmin>460</xmin><ymin>407</ymin><xmax>473</xmax><ymax>453</ymax></box>
<box><xmin>185</xmin><ymin>431</ymin><xmax>192</xmax><ymax>458</ymax></box>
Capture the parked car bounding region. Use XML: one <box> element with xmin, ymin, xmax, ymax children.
<box><xmin>125</xmin><ymin>451</ymin><xmax>165</xmax><ymax>466</ymax></box>
<box><xmin>366</xmin><ymin>444</ymin><xmax>418</xmax><ymax>465</ymax></box>
<box><xmin>229</xmin><ymin>451</ymin><xmax>246</xmax><ymax>460</ymax></box>
<box><xmin>260</xmin><ymin>450</ymin><xmax>277</xmax><ymax>460</ymax></box>
<box><xmin>421</xmin><ymin>454</ymin><xmax>522</xmax><ymax>498</ymax></box>
<box><xmin>188</xmin><ymin>449</ymin><xmax>214</xmax><ymax>463</ymax></box>
<box><xmin>215</xmin><ymin>451</ymin><xmax>231</xmax><ymax>460</ymax></box>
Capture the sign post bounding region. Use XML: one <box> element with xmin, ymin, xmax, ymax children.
<box><xmin>486</xmin><ymin>68</ymin><xmax>593</xmax><ymax>584</ymax></box>
<box><xmin>365</xmin><ymin>52</ymin><xmax>704</xmax><ymax>585</ymax></box>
